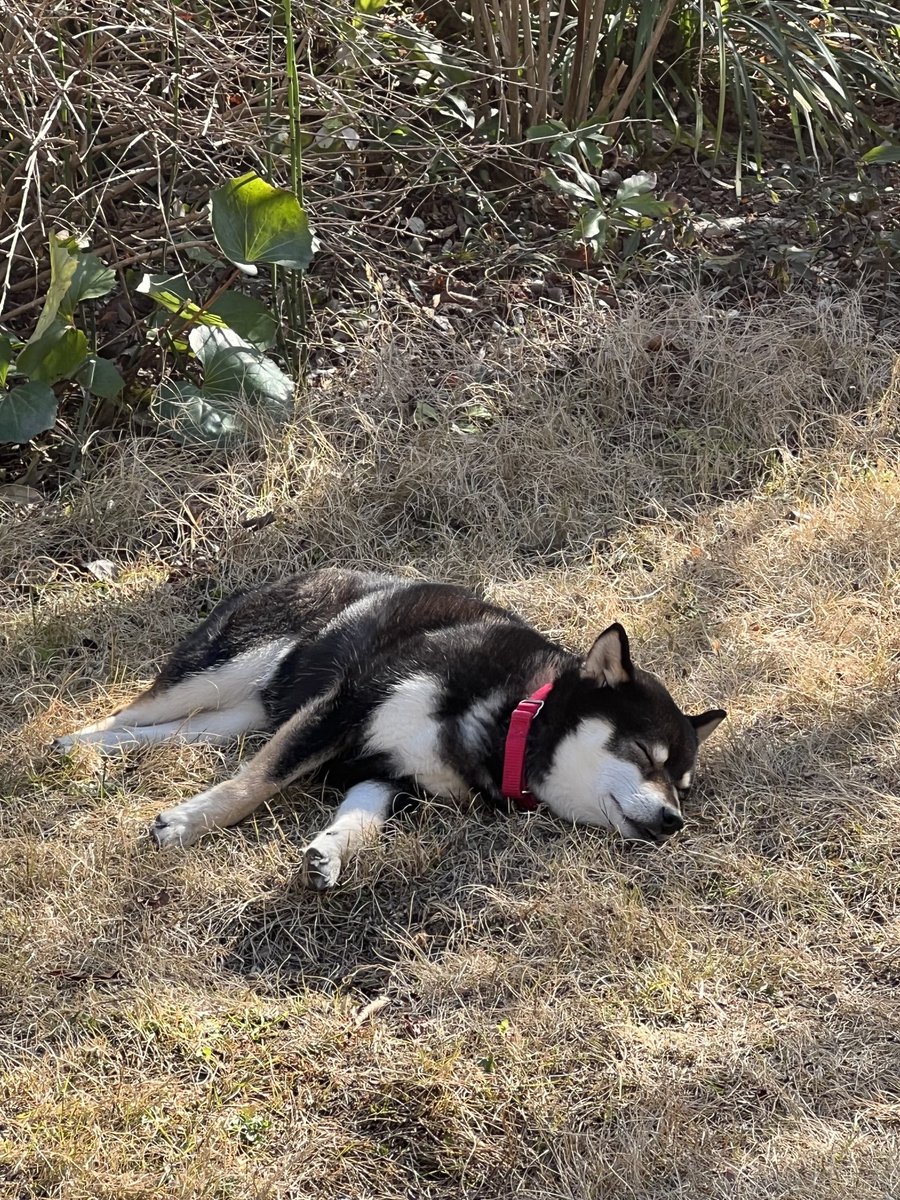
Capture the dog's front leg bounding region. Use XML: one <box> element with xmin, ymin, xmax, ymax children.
<box><xmin>302</xmin><ymin>780</ymin><xmax>396</xmax><ymax>891</ymax></box>
<box><xmin>151</xmin><ymin>688</ymin><xmax>345</xmax><ymax>850</ymax></box>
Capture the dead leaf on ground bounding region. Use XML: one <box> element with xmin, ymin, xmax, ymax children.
<box><xmin>85</xmin><ymin>559</ymin><xmax>121</xmax><ymax>581</ymax></box>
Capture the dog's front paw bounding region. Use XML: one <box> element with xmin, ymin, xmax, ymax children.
<box><xmin>302</xmin><ymin>837</ymin><xmax>343</xmax><ymax>891</ymax></box>
<box><xmin>151</xmin><ymin>807</ymin><xmax>203</xmax><ymax>850</ymax></box>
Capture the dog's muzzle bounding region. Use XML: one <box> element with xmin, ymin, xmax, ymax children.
<box><xmin>631</xmin><ymin>805</ymin><xmax>684</xmax><ymax>843</ymax></box>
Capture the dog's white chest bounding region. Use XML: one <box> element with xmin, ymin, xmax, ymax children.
<box><xmin>365</xmin><ymin>674</ymin><xmax>468</xmax><ymax>799</ymax></box>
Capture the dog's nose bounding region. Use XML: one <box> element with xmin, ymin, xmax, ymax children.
<box><xmin>657</xmin><ymin>806</ymin><xmax>684</xmax><ymax>835</ymax></box>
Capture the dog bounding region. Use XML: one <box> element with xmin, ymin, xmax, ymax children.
<box><xmin>55</xmin><ymin>568</ymin><xmax>726</xmax><ymax>888</ymax></box>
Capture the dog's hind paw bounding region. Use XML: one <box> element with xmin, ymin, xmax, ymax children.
<box><xmin>302</xmin><ymin>840</ymin><xmax>342</xmax><ymax>891</ymax></box>
<box><xmin>49</xmin><ymin>732</ymin><xmax>133</xmax><ymax>758</ymax></box>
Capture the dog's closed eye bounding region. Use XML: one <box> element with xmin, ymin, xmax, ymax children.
<box><xmin>634</xmin><ymin>743</ymin><xmax>655</xmax><ymax>769</ymax></box>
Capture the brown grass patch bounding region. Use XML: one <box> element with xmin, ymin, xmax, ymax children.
<box><xmin>2</xmin><ymin>288</ymin><xmax>899</xmax><ymax>1199</ymax></box>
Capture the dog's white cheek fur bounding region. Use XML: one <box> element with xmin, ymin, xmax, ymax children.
<box><xmin>538</xmin><ymin>718</ymin><xmax>669</xmax><ymax>832</ymax></box>
<box><xmin>366</xmin><ymin>674</ymin><xmax>469</xmax><ymax>799</ymax></box>
<box><xmin>604</xmin><ymin>763</ymin><xmax>672</xmax><ymax>829</ymax></box>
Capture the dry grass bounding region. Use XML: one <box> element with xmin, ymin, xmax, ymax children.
<box><xmin>0</xmin><ymin>0</ymin><xmax>530</xmax><ymax>319</ymax></box>
<box><xmin>2</xmin><ymin>288</ymin><xmax>900</xmax><ymax>1199</ymax></box>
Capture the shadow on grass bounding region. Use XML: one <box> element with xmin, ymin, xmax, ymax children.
<box><xmin>4</xmin><ymin>605</ymin><xmax>897</xmax><ymax>1200</ymax></box>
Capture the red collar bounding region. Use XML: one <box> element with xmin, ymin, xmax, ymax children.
<box><xmin>501</xmin><ymin>683</ymin><xmax>554</xmax><ymax>809</ymax></box>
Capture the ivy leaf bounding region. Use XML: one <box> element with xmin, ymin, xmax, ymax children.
<box><xmin>33</xmin><ymin>233</ymin><xmax>115</xmax><ymax>340</ymax></box>
<box><xmin>153</xmin><ymin>380</ymin><xmax>242</xmax><ymax>447</ymax></box>
<box><xmin>76</xmin><ymin>354</ymin><xmax>125</xmax><ymax>399</ymax></box>
<box><xmin>67</xmin><ymin>247</ymin><xmax>116</xmax><ymax>307</ymax></box>
<box><xmin>0</xmin><ymin>336</ymin><xmax>13</xmax><ymax>388</ymax></box>
<box><xmin>154</xmin><ymin>327</ymin><xmax>294</xmax><ymax>447</ymax></box>
<box><xmin>16</xmin><ymin>320</ymin><xmax>89</xmax><ymax>384</ymax></box>
<box><xmin>0</xmin><ymin>382</ymin><xmax>58</xmax><ymax>443</ymax></box>
<box><xmin>190</xmin><ymin>326</ymin><xmax>293</xmax><ymax>418</ymax></box>
<box><xmin>211</xmin><ymin>172</ymin><xmax>314</xmax><ymax>272</ymax></box>
<box><xmin>206</xmin><ymin>292</ymin><xmax>278</xmax><ymax>350</ymax></box>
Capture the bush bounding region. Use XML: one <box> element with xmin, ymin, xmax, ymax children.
<box><xmin>447</xmin><ymin>0</ymin><xmax>900</xmax><ymax>161</ymax></box>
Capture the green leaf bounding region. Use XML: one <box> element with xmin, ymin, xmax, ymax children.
<box><xmin>615</xmin><ymin>193</ymin><xmax>676</xmax><ymax>218</ymax></box>
<box><xmin>68</xmin><ymin>248</ymin><xmax>116</xmax><ymax>307</ymax></box>
<box><xmin>617</xmin><ymin>173</ymin><xmax>656</xmax><ymax>202</ymax></box>
<box><xmin>434</xmin><ymin>92</ymin><xmax>474</xmax><ymax>130</ymax></box>
<box><xmin>153</xmin><ymin>381</ymin><xmax>242</xmax><ymax>447</ymax></box>
<box><xmin>136</xmin><ymin>273</ymin><xmax>228</xmax><ymax>327</ymax></box>
<box><xmin>76</xmin><ymin>354</ymin><xmax>124</xmax><ymax>399</ymax></box>
<box><xmin>0</xmin><ymin>336</ymin><xmax>13</xmax><ymax>388</ymax></box>
<box><xmin>16</xmin><ymin>320</ymin><xmax>89</xmax><ymax>384</ymax></box>
<box><xmin>860</xmin><ymin>142</ymin><xmax>900</xmax><ymax>164</ymax></box>
<box><xmin>570</xmin><ymin>120</ymin><xmax>610</xmax><ymax>144</ymax></box>
<box><xmin>206</xmin><ymin>292</ymin><xmax>278</xmax><ymax>350</ymax></box>
<box><xmin>544</xmin><ymin>167</ymin><xmax>595</xmax><ymax>203</ymax></box>
<box><xmin>615</xmin><ymin>172</ymin><xmax>658</xmax><ymax>202</ymax></box>
<box><xmin>137</xmin><ymin>271</ymin><xmax>192</xmax><ymax>305</ymax></box>
<box><xmin>33</xmin><ymin>233</ymin><xmax>116</xmax><ymax>340</ymax></box>
<box><xmin>0</xmin><ymin>381</ymin><xmax>58</xmax><ymax>443</ymax></box>
<box><xmin>578</xmin><ymin>139</ymin><xmax>606</xmax><ymax>168</ymax></box>
<box><xmin>136</xmin><ymin>272</ymin><xmax>242</xmax><ymax>333</ymax></box>
<box><xmin>548</xmin><ymin>134</ymin><xmax>576</xmax><ymax>156</ymax></box>
<box><xmin>556</xmin><ymin>153</ymin><xmax>602</xmax><ymax>202</ymax></box>
<box><xmin>211</xmin><ymin>172</ymin><xmax>314</xmax><ymax>272</ymax></box>
<box><xmin>190</xmin><ymin>326</ymin><xmax>293</xmax><ymax>418</ymax></box>
<box><xmin>573</xmin><ymin>207</ymin><xmax>608</xmax><ymax>242</ymax></box>
<box><xmin>32</xmin><ymin>234</ymin><xmax>79</xmax><ymax>339</ymax></box>
<box><xmin>526</xmin><ymin>122</ymin><xmax>568</xmax><ymax>141</ymax></box>
<box><xmin>155</xmin><ymin>322</ymin><xmax>293</xmax><ymax>443</ymax></box>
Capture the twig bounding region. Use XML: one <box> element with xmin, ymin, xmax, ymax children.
<box><xmin>1</xmin><ymin>95</ymin><xmax>65</xmax><ymax>314</ymax></box>
<box><xmin>2</xmin><ymin>217</ymin><xmax>204</xmax><ymax>303</ymax></box>
<box><xmin>1</xmin><ymin>240</ymin><xmax>216</xmax><ymax>323</ymax></box>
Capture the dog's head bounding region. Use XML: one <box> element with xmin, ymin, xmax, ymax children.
<box><xmin>532</xmin><ymin>624</ymin><xmax>725</xmax><ymax>842</ymax></box>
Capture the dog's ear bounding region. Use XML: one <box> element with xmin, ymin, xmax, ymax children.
<box><xmin>690</xmin><ymin>709</ymin><xmax>727</xmax><ymax>744</ymax></box>
<box><xmin>583</xmin><ymin>623</ymin><xmax>633</xmax><ymax>687</ymax></box>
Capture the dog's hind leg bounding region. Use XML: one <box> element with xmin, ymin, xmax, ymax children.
<box><xmin>302</xmin><ymin>780</ymin><xmax>396</xmax><ymax>890</ymax></box>
<box><xmin>53</xmin><ymin>698</ymin><xmax>269</xmax><ymax>754</ymax></box>
<box><xmin>150</xmin><ymin>687</ymin><xmax>347</xmax><ymax>849</ymax></box>
<box><xmin>55</xmin><ymin>636</ymin><xmax>297</xmax><ymax>751</ymax></box>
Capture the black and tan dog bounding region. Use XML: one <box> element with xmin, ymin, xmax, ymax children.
<box><xmin>55</xmin><ymin>568</ymin><xmax>726</xmax><ymax>888</ymax></box>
